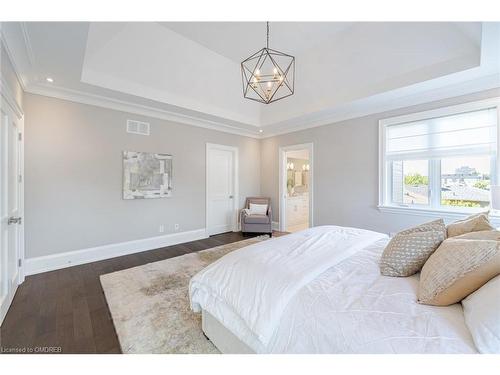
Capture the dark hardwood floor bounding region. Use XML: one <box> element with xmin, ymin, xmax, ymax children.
<box><xmin>0</xmin><ymin>231</ymin><xmax>285</xmax><ymax>354</ymax></box>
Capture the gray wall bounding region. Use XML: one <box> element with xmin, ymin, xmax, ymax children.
<box><xmin>261</xmin><ymin>88</ymin><xmax>500</xmax><ymax>235</ymax></box>
<box><xmin>23</xmin><ymin>87</ymin><xmax>500</xmax><ymax>259</ymax></box>
<box><xmin>25</xmin><ymin>93</ymin><xmax>261</xmax><ymax>258</ymax></box>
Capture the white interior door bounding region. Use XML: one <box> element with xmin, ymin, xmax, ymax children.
<box><xmin>0</xmin><ymin>105</ymin><xmax>23</xmax><ymax>324</ymax></box>
<box><xmin>207</xmin><ymin>144</ymin><xmax>238</xmax><ymax>236</ymax></box>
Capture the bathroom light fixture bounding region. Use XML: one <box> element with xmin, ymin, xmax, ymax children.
<box><xmin>241</xmin><ymin>22</ymin><xmax>295</xmax><ymax>104</ymax></box>
<box><xmin>46</xmin><ymin>77</ymin><xmax>54</xmax><ymax>83</ymax></box>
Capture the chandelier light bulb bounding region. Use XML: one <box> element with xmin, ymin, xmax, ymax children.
<box><xmin>251</xmin><ymin>77</ymin><xmax>258</xmax><ymax>88</ymax></box>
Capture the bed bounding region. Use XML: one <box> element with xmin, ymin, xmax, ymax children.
<box><xmin>189</xmin><ymin>226</ymin><xmax>477</xmax><ymax>353</ymax></box>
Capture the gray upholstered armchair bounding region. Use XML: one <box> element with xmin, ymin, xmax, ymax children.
<box><xmin>240</xmin><ymin>197</ymin><xmax>272</xmax><ymax>235</ymax></box>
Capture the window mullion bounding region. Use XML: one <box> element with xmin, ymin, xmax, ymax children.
<box><xmin>429</xmin><ymin>159</ymin><xmax>441</xmax><ymax>209</ymax></box>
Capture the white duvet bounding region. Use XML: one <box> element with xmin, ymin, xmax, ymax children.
<box><xmin>189</xmin><ymin>226</ymin><xmax>477</xmax><ymax>353</ymax></box>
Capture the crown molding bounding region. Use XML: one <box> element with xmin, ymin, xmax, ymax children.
<box><xmin>26</xmin><ymin>83</ymin><xmax>262</xmax><ymax>139</ymax></box>
<box><xmin>0</xmin><ymin>77</ymin><xmax>24</xmax><ymax>118</ymax></box>
<box><xmin>260</xmin><ymin>73</ymin><xmax>500</xmax><ymax>138</ymax></box>
<box><xmin>0</xmin><ymin>28</ymin><xmax>28</xmax><ymax>90</ymax></box>
<box><xmin>21</xmin><ymin>75</ymin><xmax>500</xmax><ymax>140</ymax></box>
<box><xmin>19</xmin><ymin>22</ymin><xmax>36</xmax><ymax>70</ymax></box>
<box><xmin>4</xmin><ymin>22</ymin><xmax>500</xmax><ymax>140</ymax></box>
<box><xmin>5</xmin><ymin>22</ymin><xmax>263</xmax><ymax>139</ymax></box>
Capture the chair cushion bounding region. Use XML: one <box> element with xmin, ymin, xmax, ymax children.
<box><xmin>244</xmin><ymin>214</ymin><xmax>270</xmax><ymax>224</ymax></box>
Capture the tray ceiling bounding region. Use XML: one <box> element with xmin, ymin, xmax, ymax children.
<box><xmin>2</xmin><ymin>21</ymin><xmax>499</xmax><ymax>137</ymax></box>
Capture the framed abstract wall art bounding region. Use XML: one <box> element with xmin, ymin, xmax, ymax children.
<box><xmin>123</xmin><ymin>151</ymin><xmax>172</xmax><ymax>199</ymax></box>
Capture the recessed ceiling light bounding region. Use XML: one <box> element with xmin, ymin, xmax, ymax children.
<box><xmin>46</xmin><ymin>77</ymin><xmax>54</xmax><ymax>83</ymax></box>
<box><xmin>259</xmin><ymin>129</ymin><xmax>263</xmax><ymax>133</ymax></box>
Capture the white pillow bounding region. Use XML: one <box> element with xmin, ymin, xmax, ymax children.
<box><xmin>249</xmin><ymin>203</ymin><xmax>268</xmax><ymax>215</ymax></box>
<box><xmin>462</xmin><ymin>275</ymin><xmax>500</xmax><ymax>353</ymax></box>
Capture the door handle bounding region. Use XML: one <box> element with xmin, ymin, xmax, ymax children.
<box><xmin>8</xmin><ymin>217</ymin><xmax>22</xmax><ymax>225</ymax></box>
<box><xmin>229</xmin><ymin>195</ymin><xmax>234</xmax><ymax>199</ymax></box>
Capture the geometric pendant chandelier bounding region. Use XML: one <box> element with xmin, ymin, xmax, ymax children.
<box><xmin>241</xmin><ymin>22</ymin><xmax>295</xmax><ymax>104</ymax></box>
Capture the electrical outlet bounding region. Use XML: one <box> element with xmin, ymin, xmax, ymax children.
<box><xmin>174</xmin><ymin>223</ymin><xmax>180</xmax><ymax>232</ymax></box>
<box><xmin>159</xmin><ymin>224</ymin><xmax>165</xmax><ymax>233</ymax></box>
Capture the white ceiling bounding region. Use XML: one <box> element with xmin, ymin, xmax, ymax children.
<box><xmin>2</xmin><ymin>21</ymin><xmax>499</xmax><ymax>138</ymax></box>
<box><xmin>160</xmin><ymin>22</ymin><xmax>356</xmax><ymax>62</ymax></box>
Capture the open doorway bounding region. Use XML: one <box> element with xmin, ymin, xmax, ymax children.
<box><xmin>279</xmin><ymin>143</ymin><xmax>313</xmax><ymax>233</ymax></box>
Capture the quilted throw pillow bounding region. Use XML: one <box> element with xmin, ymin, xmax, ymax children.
<box><xmin>418</xmin><ymin>231</ymin><xmax>500</xmax><ymax>306</ymax></box>
<box><xmin>379</xmin><ymin>219</ymin><xmax>446</xmax><ymax>277</ymax></box>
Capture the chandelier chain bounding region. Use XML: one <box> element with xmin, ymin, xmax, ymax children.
<box><xmin>266</xmin><ymin>21</ymin><xmax>269</xmax><ymax>49</ymax></box>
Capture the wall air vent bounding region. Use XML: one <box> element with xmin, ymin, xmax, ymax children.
<box><xmin>126</xmin><ymin>119</ymin><xmax>150</xmax><ymax>136</ymax></box>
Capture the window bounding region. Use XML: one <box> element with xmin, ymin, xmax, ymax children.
<box><xmin>380</xmin><ymin>99</ymin><xmax>499</xmax><ymax>214</ymax></box>
<box><xmin>392</xmin><ymin>159</ymin><xmax>429</xmax><ymax>205</ymax></box>
<box><xmin>440</xmin><ymin>155</ymin><xmax>491</xmax><ymax>208</ymax></box>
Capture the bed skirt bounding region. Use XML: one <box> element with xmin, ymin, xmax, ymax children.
<box><xmin>202</xmin><ymin>309</ymin><xmax>255</xmax><ymax>354</ymax></box>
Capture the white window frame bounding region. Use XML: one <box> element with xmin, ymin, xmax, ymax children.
<box><xmin>378</xmin><ymin>98</ymin><xmax>500</xmax><ymax>222</ymax></box>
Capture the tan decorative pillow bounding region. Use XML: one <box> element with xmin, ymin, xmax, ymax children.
<box><xmin>446</xmin><ymin>212</ymin><xmax>494</xmax><ymax>238</ymax></box>
<box><xmin>454</xmin><ymin>230</ymin><xmax>500</xmax><ymax>241</ymax></box>
<box><xmin>380</xmin><ymin>219</ymin><xmax>446</xmax><ymax>277</ymax></box>
<box><xmin>418</xmin><ymin>231</ymin><xmax>500</xmax><ymax>306</ymax></box>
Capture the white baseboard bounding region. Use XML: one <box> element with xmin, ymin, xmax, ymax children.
<box><xmin>272</xmin><ymin>221</ymin><xmax>280</xmax><ymax>231</ymax></box>
<box><xmin>25</xmin><ymin>228</ymin><xmax>208</xmax><ymax>276</ymax></box>
<box><xmin>0</xmin><ymin>272</ymin><xmax>19</xmax><ymax>326</ymax></box>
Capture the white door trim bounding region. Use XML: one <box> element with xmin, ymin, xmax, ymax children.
<box><xmin>279</xmin><ymin>143</ymin><xmax>314</xmax><ymax>232</ymax></box>
<box><xmin>16</xmin><ymin>114</ymin><xmax>25</xmax><ymax>285</ymax></box>
<box><xmin>206</xmin><ymin>143</ymin><xmax>239</xmax><ymax>235</ymax></box>
<box><xmin>0</xmin><ymin>91</ymin><xmax>25</xmax><ymax>325</ymax></box>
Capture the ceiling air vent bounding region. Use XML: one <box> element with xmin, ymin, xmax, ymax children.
<box><xmin>126</xmin><ymin>119</ymin><xmax>150</xmax><ymax>136</ymax></box>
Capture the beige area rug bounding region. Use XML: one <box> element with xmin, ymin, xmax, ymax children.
<box><xmin>100</xmin><ymin>236</ymin><xmax>269</xmax><ymax>354</ymax></box>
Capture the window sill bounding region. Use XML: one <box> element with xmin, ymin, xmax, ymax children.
<box><xmin>377</xmin><ymin>205</ymin><xmax>500</xmax><ymax>226</ymax></box>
